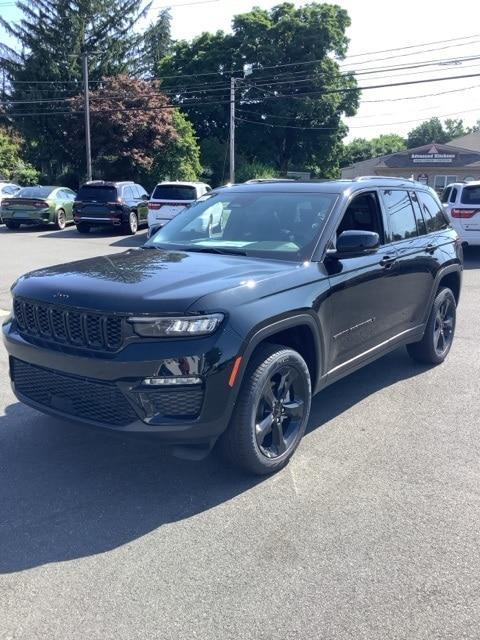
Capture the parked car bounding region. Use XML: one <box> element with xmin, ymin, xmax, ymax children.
<box><xmin>0</xmin><ymin>185</ymin><xmax>76</xmax><ymax>230</ymax></box>
<box><xmin>73</xmin><ymin>181</ymin><xmax>149</xmax><ymax>235</ymax></box>
<box><xmin>441</xmin><ymin>181</ymin><xmax>480</xmax><ymax>246</ymax></box>
<box><xmin>3</xmin><ymin>177</ymin><xmax>462</xmax><ymax>475</ymax></box>
<box><xmin>147</xmin><ymin>181</ymin><xmax>211</xmax><ymax>237</ymax></box>
<box><xmin>0</xmin><ymin>182</ymin><xmax>21</xmax><ymax>223</ymax></box>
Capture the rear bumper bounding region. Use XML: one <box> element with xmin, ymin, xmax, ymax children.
<box><xmin>2</xmin><ymin>319</ymin><xmax>242</xmax><ymax>443</ymax></box>
<box><xmin>75</xmin><ymin>216</ymin><xmax>123</xmax><ymax>226</ymax></box>
<box><xmin>1</xmin><ymin>211</ymin><xmax>51</xmax><ymax>224</ymax></box>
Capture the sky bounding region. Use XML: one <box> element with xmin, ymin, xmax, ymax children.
<box><xmin>1</xmin><ymin>0</ymin><xmax>480</xmax><ymax>141</ymax></box>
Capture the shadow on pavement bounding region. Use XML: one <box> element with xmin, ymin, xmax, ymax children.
<box><xmin>109</xmin><ymin>231</ymin><xmax>148</xmax><ymax>248</ymax></box>
<box><xmin>0</xmin><ymin>347</ymin><xmax>428</xmax><ymax>574</ymax></box>
<box><xmin>463</xmin><ymin>246</ymin><xmax>480</xmax><ymax>270</ymax></box>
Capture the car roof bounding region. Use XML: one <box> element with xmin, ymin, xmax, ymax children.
<box><xmin>81</xmin><ymin>180</ymin><xmax>135</xmax><ymax>187</ymax></box>
<box><xmin>213</xmin><ymin>176</ymin><xmax>430</xmax><ymax>195</ymax></box>
<box><xmin>154</xmin><ymin>181</ymin><xmax>209</xmax><ymax>187</ymax></box>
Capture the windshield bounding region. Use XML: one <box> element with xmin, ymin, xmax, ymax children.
<box><xmin>461</xmin><ymin>185</ymin><xmax>480</xmax><ymax>205</ymax></box>
<box><xmin>145</xmin><ymin>190</ymin><xmax>338</xmax><ymax>261</ymax></box>
<box><xmin>77</xmin><ymin>185</ymin><xmax>117</xmax><ymax>202</ymax></box>
<box><xmin>152</xmin><ymin>185</ymin><xmax>197</xmax><ymax>200</ymax></box>
<box><xmin>17</xmin><ymin>186</ymin><xmax>55</xmax><ymax>199</ymax></box>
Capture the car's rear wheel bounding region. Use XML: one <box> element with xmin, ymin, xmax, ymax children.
<box><xmin>76</xmin><ymin>222</ymin><xmax>90</xmax><ymax>234</ymax></box>
<box><xmin>5</xmin><ymin>220</ymin><xmax>20</xmax><ymax>230</ymax></box>
<box><xmin>407</xmin><ymin>287</ymin><xmax>456</xmax><ymax>364</ymax></box>
<box><xmin>219</xmin><ymin>344</ymin><xmax>311</xmax><ymax>475</ymax></box>
<box><xmin>122</xmin><ymin>211</ymin><xmax>138</xmax><ymax>235</ymax></box>
<box><xmin>54</xmin><ymin>208</ymin><xmax>66</xmax><ymax>230</ymax></box>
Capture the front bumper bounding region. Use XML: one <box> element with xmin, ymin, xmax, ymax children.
<box><xmin>2</xmin><ymin>319</ymin><xmax>242</xmax><ymax>444</ymax></box>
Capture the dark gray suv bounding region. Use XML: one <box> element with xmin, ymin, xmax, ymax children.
<box><xmin>73</xmin><ymin>181</ymin><xmax>149</xmax><ymax>235</ymax></box>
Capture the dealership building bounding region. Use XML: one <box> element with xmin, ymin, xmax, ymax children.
<box><xmin>341</xmin><ymin>131</ymin><xmax>480</xmax><ymax>192</ymax></box>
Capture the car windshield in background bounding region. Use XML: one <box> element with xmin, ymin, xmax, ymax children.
<box><xmin>17</xmin><ymin>186</ymin><xmax>55</xmax><ymax>198</ymax></box>
<box><xmin>460</xmin><ymin>186</ymin><xmax>480</xmax><ymax>205</ymax></box>
<box><xmin>145</xmin><ymin>191</ymin><xmax>338</xmax><ymax>260</ymax></box>
<box><xmin>152</xmin><ymin>185</ymin><xmax>197</xmax><ymax>200</ymax></box>
<box><xmin>77</xmin><ymin>185</ymin><xmax>117</xmax><ymax>202</ymax></box>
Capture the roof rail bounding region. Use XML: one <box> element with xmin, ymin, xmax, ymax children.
<box><xmin>353</xmin><ymin>175</ymin><xmax>416</xmax><ymax>183</ymax></box>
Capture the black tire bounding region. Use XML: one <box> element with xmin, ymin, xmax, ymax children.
<box><xmin>407</xmin><ymin>287</ymin><xmax>456</xmax><ymax>365</ymax></box>
<box><xmin>5</xmin><ymin>220</ymin><xmax>20</xmax><ymax>230</ymax></box>
<box><xmin>76</xmin><ymin>222</ymin><xmax>90</xmax><ymax>234</ymax></box>
<box><xmin>54</xmin><ymin>208</ymin><xmax>66</xmax><ymax>230</ymax></box>
<box><xmin>122</xmin><ymin>211</ymin><xmax>138</xmax><ymax>235</ymax></box>
<box><xmin>219</xmin><ymin>343</ymin><xmax>311</xmax><ymax>475</ymax></box>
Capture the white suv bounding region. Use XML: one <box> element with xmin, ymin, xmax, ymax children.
<box><xmin>147</xmin><ymin>181</ymin><xmax>211</xmax><ymax>237</ymax></box>
<box><xmin>441</xmin><ymin>181</ymin><xmax>480</xmax><ymax>246</ymax></box>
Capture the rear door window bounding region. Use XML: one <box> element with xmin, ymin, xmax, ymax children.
<box><xmin>77</xmin><ymin>185</ymin><xmax>117</xmax><ymax>202</ymax></box>
<box><xmin>441</xmin><ymin>187</ymin><xmax>451</xmax><ymax>203</ymax></box>
<box><xmin>152</xmin><ymin>185</ymin><xmax>197</xmax><ymax>201</ymax></box>
<box><xmin>449</xmin><ymin>187</ymin><xmax>458</xmax><ymax>203</ymax></box>
<box><xmin>410</xmin><ymin>191</ymin><xmax>427</xmax><ymax>236</ymax></box>
<box><xmin>382</xmin><ymin>189</ymin><xmax>418</xmax><ymax>241</ymax></box>
<box><xmin>417</xmin><ymin>191</ymin><xmax>450</xmax><ymax>232</ymax></box>
<box><xmin>460</xmin><ymin>185</ymin><xmax>480</xmax><ymax>205</ymax></box>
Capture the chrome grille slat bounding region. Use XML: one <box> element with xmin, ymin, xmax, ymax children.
<box><xmin>13</xmin><ymin>297</ymin><xmax>125</xmax><ymax>352</ymax></box>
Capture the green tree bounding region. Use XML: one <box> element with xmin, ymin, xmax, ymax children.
<box><xmin>140</xmin><ymin>9</ymin><xmax>172</xmax><ymax>77</ymax></box>
<box><xmin>158</xmin><ymin>2</ymin><xmax>359</xmax><ymax>178</ymax></box>
<box><xmin>407</xmin><ymin>117</ymin><xmax>448</xmax><ymax>148</ymax></box>
<box><xmin>67</xmin><ymin>76</ymin><xmax>200</xmax><ymax>189</ymax></box>
<box><xmin>0</xmin><ymin>127</ymin><xmax>39</xmax><ymax>184</ymax></box>
<box><xmin>153</xmin><ymin>110</ymin><xmax>202</xmax><ymax>182</ymax></box>
<box><xmin>444</xmin><ymin>118</ymin><xmax>469</xmax><ymax>140</ymax></box>
<box><xmin>341</xmin><ymin>133</ymin><xmax>406</xmax><ymax>167</ymax></box>
<box><xmin>0</xmin><ymin>0</ymin><xmax>148</xmax><ymax>179</ymax></box>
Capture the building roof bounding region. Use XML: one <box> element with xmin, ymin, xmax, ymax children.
<box><xmin>447</xmin><ymin>130</ymin><xmax>480</xmax><ymax>152</ymax></box>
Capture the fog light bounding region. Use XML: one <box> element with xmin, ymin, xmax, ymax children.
<box><xmin>143</xmin><ymin>377</ymin><xmax>202</xmax><ymax>386</ymax></box>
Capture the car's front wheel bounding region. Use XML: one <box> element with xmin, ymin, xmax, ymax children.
<box><xmin>219</xmin><ymin>344</ymin><xmax>311</xmax><ymax>475</ymax></box>
<box><xmin>407</xmin><ymin>286</ymin><xmax>456</xmax><ymax>364</ymax></box>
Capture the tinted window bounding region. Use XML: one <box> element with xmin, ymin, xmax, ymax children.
<box><xmin>17</xmin><ymin>186</ymin><xmax>55</xmax><ymax>199</ymax></box>
<box><xmin>410</xmin><ymin>191</ymin><xmax>427</xmax><ymax>236</ymax></box>
<box><xmin>450</xmin><ymin>187</ymin><xmax>458</xmax><ymax>203</ymax></box>
<box><xmin>77</xmin><ymin>185</ymin><xmax>117</xmax><ymax>202</ymax></box>
<box><xmin>135</xmin><ymin>185</ymin><xmax>148</xmax><ymax>198</ymax></box>
<box><xmin>460</xmin><ymin>185</ymin><xmax>480</xmax><ymax>205</ymax></box>
<box><xmin>441</xmin><ymin>187</ymin><xmax>451</xmax><ymax>203</ymax></box>
<box><xmin>123</xmin><ymin>186</ymin><xmax>134</xmax><ymax>201</ymax></box>
<box><xmin>3</xmin><ymin>185</ymin><xmax>19</xmax><ymax>194</ymax></box>
<box><xmin>382</xmin><ymin>189</ymin><xmax>417</xmax><ymax>241</ymax></box>
<box><xmin>152</xmin><ymin>185</ymin><xmax>197</xmax><ymax>200</ymax></box>
<box><xmin>146</xmin><ymin>191</ymin><xmax>338</xmax><ymax>261</ymax></box>
<box><xmin>417</xmin><ymin>191</ymin><xmax>449</xmax><ymax>232</ymax></box>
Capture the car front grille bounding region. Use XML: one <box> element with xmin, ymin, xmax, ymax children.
<box><xmin>13</xmin><ymin>297</ymin><xmax>124</xmax><ymax>351</ymax></box>
<box><xmin>11</xmin><ymin>358</ymin><xmax>138</xmax><ymax>427</ymax></box>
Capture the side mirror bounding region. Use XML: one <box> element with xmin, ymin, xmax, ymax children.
<box><xmin>141</xmin><ymin>194</ymin><xmax>149</xmax><ymax>201</ymax></box>
<box><xmin>329</xmin><ymin>230</ymin><xmax>380</xmax><ymax>258</ymax></box>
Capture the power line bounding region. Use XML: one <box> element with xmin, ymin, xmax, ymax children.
<box><xmin>340</xmin><ymin>33</ymin><xmax>480</xmax><ymax>59</ymax></box>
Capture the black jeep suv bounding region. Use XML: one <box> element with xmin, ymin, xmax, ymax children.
<box><xmin>73</xmin><ymin>180</ymin><xmax>149</xmax><ymax>235</ymax></box>
<box><xmin>3</xmin><ymin>178</ymin><xmax>463</xmax><ymax>474</ymax></box>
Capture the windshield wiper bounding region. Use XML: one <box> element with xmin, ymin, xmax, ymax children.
<box><xmin>182</xmin><ymin>246</ymin><xmax>248</xmax><ymax>256</ymax></box>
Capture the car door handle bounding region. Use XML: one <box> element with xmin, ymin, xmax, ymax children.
<box><xmin>425</xmin><ymin>244</ymin><xmax>435</xmax><ymax>254</ymax></box>
<box><xmin>379</xmin><ymin>255</ymin><xmax>397</xmax><ymax>268</ymax></box>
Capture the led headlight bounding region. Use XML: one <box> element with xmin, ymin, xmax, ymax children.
<box><xmin>129</xmin><ymin>313</ymin><xmax>224</xmax><ymax>337</ymax></box>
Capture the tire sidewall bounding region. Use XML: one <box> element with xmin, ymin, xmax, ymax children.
<box><xmin>56</xmin><ymin>209</ymin><xmax>66</xmax><ymax>230</ymax></box>
<box><xmin>129</xmin><ymin>211</ymin><xmax>138</xmax><ymax>234</ymax></box>
<box><xmin>427</xmin><ymin>287</ymin><xmax>456</xmax><ymax>363</ymax></box>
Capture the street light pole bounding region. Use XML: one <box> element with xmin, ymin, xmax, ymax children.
<box><xmin>82</xmin><ymin>51</ymin><xmax>92</xmax><ymax>182</ymax></box>
<box><xmin>229</xmin><ymin>76</ymin><xmax>235</xmax><ymax>184</ymax></box>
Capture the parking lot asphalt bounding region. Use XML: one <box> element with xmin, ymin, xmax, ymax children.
<box><xmin>1</xmin><ymin>223</ymin><xmax>480</xmax><ymax>640</ymax></box>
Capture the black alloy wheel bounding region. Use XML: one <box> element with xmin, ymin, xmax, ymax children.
<box><xmin>219</xmin><ymin>343</ymin><xmax>311</xmax><ymax>475</ymax></box>
<box><xmin>407</xmin><ymin>287</ymin><xmax>456</xmax><ymax>364</ymax></box>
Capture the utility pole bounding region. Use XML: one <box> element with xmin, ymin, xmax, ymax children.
<box><xmin>82</xmin><ymin>51</ymin><xmax>92</xmax><ymax>182</ymax></box>
<box><xmin>229</xmin><ymin>76</ymin><xmax>235</xmax><ymax>184</ymax></box>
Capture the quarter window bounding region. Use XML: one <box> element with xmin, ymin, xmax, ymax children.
<box><xmin>441</xmin><ymin>186</ymin><xmax>451</xmax><ymax>203</ymax></box>
<box><xmin>417</xmin><ymin>191</ymin><xmax>449</xmax><ymax>233</ymax></box>
<box><xmin>123</xmin><ymin>186</ymin><xmax>134</xmax><ymax>201</ymax></box>
<box><xmin>450</xmin><ymin>187</ymin><xmax>458</xmax><ymax>203</ymax></box>
<box><xmin>382</xmin><ymin>189</ymin><xmax>418</xmax><ymax>241</ymax></box>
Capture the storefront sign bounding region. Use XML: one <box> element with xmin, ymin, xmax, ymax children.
<box><xmin>410</xmin><ymin>145</ymin><xmax>456</xmax><ymax>164</ymax></box>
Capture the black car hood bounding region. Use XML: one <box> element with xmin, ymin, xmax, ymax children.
<box><xmin>13</xmin><ymin>248</ymin><xmax>298</xmax><ymax>313</ymax></box>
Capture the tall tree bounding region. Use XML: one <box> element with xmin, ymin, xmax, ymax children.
<box><xmin>157</xmin><ymin>2</ymin><xmax>359</xmax><ymax>181</ymax></box>
<box><xmin>67</xmin><ymin>75</ymin><xmax>200</xmax><ymax>188</ymax></box>
<box><xmin>139</xmin><ymin>9</ymin><xmax>172</xmax><ymax>77</ymax></box>
<box><xmin>0</xmin><ymin>0</ymin><xmax>149</xmax><ymax>179</ymax></box>
<box><xmin>406</xmin><ymin>117</ymin><xmax>448</xmax><ymax>148</ymax></box>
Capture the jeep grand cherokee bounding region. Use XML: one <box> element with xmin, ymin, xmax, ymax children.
<box><xmin>2</xmin><ymin>178</ymin><xmax>463</xmax><ymax>474</ymax></box>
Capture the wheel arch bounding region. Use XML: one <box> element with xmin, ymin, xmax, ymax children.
<box><xmin>235</xmin><ymin>312</ymin><xmax>325</xmax><ymax>394</ymax></box>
